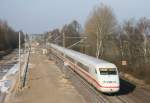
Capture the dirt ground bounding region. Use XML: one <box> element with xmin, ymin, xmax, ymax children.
<box><xmin>6</xmin><ymin>53</ymin><xmax>86</xmax><ymax>103</ymax></box>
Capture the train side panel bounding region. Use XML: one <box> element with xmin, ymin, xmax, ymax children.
<box><xmin>50</xmin><ymin>44</ymin><xmax>120</xmax><ymax>93</ymax></box>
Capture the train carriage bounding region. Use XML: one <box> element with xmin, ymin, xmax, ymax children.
<box><xmin>50</xmin><ymin>44</ymin><xmax>120</xmax><ymax>93</ymax></box>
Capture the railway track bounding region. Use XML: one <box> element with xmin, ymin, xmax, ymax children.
<box><xmin>0</xmin><ymin>50</ymin><xmax>19</xmax><ymax>103</ymax></box>
<box><xmin>53</xmin><ymin>55</ymin><xmax>128</xmax><ymax>103</ymax></box>
<box><xmin>0</xmin><ymin>52</ymin><xmax>18</xmax><ymax>65</ymax></box>
<box><xmin>0</xmin><ymin>50</ymin><xmax>18</xmax><ymax>77</ymax></box>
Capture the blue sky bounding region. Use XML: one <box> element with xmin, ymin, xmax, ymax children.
<box><xmin>0</xmin><ymin>0</ymin><xmax>150</xmax><ymax>34</ymax></box>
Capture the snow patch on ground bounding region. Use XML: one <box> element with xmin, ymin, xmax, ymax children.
<box><xmin>0</xmin><ymin>64</ymin><xmax>18</xmax><ymax>93</ymax></box>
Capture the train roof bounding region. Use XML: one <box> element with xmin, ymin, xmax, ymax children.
<box><xmin>50</xmin><ymin>44</ymin><xmax>117</xmax><ymax>68</ymax></box>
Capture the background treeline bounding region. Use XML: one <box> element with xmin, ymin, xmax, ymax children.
<box><xmin>45</xmin><ymin>20</ymin><xmax>83</xmax><ymax>51</ymax></box>
<box><xmin>0</xmin><ymin>20</ymin><xmax>24</xmax><ymax>51</ymax></box>
<box><xmin>44</xmin><ymin>4</ymin><xmax>150</xmax><ymax>84</ymax></box>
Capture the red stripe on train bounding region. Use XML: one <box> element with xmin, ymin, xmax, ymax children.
<box><xmin>66</xmin><ymin>60</ymin><xmax>119</xmax><ymax>89</ymax></box>
<box><xmin>56</xmin><ymin>53</ymin><xmax>119</xmax><ymax>89</ymax></box>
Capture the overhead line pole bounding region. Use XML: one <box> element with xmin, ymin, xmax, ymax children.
<box><xmin>19</xmin><ymin>32</ymin><xmax>21</xmax><ymax>89</ymax></box>
<box><xmin>63</xmin><ymin>33</ymin><xmax>65</xmax><ymax>47</ymax></box>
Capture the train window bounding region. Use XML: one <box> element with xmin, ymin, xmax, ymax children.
<box><xmin>99</xmin><ymin>68</ymin><xmax>117</xmax><ymax>75</ymax></box>
<box><xmin>66</xmin><ymin>56</ymin><xmax>74</xmax><ymax>62</ymax></box>
<box><xmin>77</xmin><ymin>62</ymin><xmax>89</xmax><ymax>72</ymax></box>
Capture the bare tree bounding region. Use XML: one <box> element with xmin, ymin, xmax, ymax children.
<box><xmin>85</xmin><ymin>3</ymin><xmax>117</xmax><ymax>58</ymax></box>
<box><xmin>137</xmin><ymin>17</ymin><xmax>150</xmax><ymax>61</ymax></box>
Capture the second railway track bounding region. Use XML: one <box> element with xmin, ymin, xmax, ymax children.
<box><xmin>0</xmin><ymin>50</ymin><xmax>18</xmax><ymax>77</ymax></box>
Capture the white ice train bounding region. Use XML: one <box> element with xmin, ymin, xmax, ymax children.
<box><xmin>50</xmin><ymin>44</ymin><xmax>120</xmax><ymax>93</ymax></box>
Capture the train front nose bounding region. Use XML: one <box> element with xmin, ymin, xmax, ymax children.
<box><xmin>100</xmin><ymin>86</ymin><xmax>120</xmax><ymax>93</ymax></box>
<box><xmin>99</xmin><ymin>76</ymin><xmax>120</xmax><ymax>93</ymax></box>
<box><xmin>99</xmin><ymin>82</ymin><xmax>120</xmax><ymax>93</ymax></box>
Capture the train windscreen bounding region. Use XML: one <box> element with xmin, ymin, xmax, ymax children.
<box><xmin>99</xmin><ymin>68</ymin><xmax>117</xmax><ymax>75</ymax></box>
